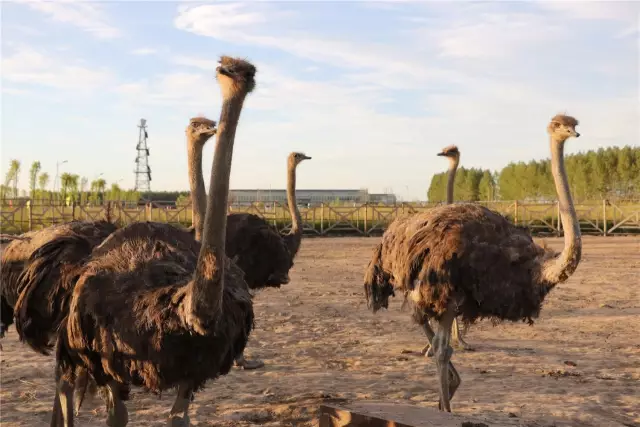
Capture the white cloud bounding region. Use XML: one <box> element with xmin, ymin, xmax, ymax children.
<box><xmin>173</xmin><ymin>3</ymin><xmax>468</xmax><ymax>90</ymax></box>
<box><xmin>1</xmin><ymin>46</ymin><xmax>113</xmax><ymax>91</ymax></box>
<box><xmin>14</xmin><ymin>0</ymin><xmax>121</xmax><ymax>39</ymax></box>
<box><xmin>130</xmin><ymin>48</ymin><xmax>158</xmax><ymax>56</ymax></box>
<box><xmin>536</xmin><ymin>1</ymin><xmax>640</xmax><ymax>23</ymax></box>
<box><xmin>175</xmin><ymin>3</ymin><xmax>267</xmax><ymax>39</ymax></box>
<box><xmin>425</xmin><ymin>13</ymin><xmax>566</xmax><ymax>59</ymax></box>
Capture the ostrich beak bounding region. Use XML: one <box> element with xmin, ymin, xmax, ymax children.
<box><xmin>302</xmin><ymin>155</ymin><xmax>311</xmax><ymax>160</ymax></box>
<box><xmin>437</xmin><ymin>152</ymin><xmax>446</xmax><ymax>156</ymax></box>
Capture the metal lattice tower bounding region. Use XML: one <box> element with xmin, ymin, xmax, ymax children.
<box><xmin>134</xmin><ymin>118</ymin><xmax>151</xmax><ymax>193</ymax></box>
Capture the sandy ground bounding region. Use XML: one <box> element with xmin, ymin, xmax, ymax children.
<box><xmin>1</xmin><ymin>235</ymin><xmax>639</xmax><ymax>427</ymax></box>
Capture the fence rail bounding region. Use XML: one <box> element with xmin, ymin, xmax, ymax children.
<box><xmin>1</xmin><ymin>199</ymin><xmax>639</xmax><ymax>236</ymax></box>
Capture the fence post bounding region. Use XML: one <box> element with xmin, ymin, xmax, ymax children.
<box><xmin>602</xmin><ymin>199</ymin><xmax>607</xmax><ymax>236</ymax></box>
<box><xmin>72</xmin><ymin>201</ymin><xmax>76</xmax><ymax>220</ymax></box>
<box><xmin>364</xmin><ymin>204</ymin><xmax>368</xmax><ymax>236</ymax></box>
<box><xmin>320</xmin><ymin>203</ymin><xmax>324</xmax><ymax>235</ymax></box>
<box><xmin>27</xmin><ymin>199</ymin><xmax>33</xmax><ymax>231</ymax></box>
<box><xmin>514</xmin><ymin>200</ymin><xmax>518</xmax><ymax>225</ymax></box>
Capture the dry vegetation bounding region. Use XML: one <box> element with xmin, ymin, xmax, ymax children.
<box><xmin>1</xmin><ymin>236</ymin><xmax>639</xmax><ymax>427</ymax></box>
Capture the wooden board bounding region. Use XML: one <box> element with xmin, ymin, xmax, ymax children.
<box><xmin>319</xmin><ymin>402</ymin><xmax>510</xmax><ymax>427</ymax></box>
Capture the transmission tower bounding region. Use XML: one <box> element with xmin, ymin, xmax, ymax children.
<box><xmin>134</xmin><ymin>118</ymin><xmax>151</xmax><ymax>193</ymax></box>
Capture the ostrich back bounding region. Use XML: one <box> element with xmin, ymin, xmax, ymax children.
<box><xmin>225</xmin><ymin>213</ymin><xmax>293</xmax><ymax>289</ymax></box>
<box><xmin>364</xmin><ymin>203</ymin><xmax>558</xmax><ymax>324</ymax></box>
<box><xmin>1</xmin><ymin>221</ymin><xmax>116</xmax><ymax>344</ymax></box>
<box><xmin>59</xmin><ymin>222</ymin><xmax>254</xmax><ymax>395</ymax></box>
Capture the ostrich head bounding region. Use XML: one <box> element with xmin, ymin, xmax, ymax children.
<box><xmin>437</xmin><ymin>145</ymin><xmax>460</xmax><ymax>159</ymax></box>
<box><xmin>288</xmin><ymin>152</ymin><xmax>311</xmax><ymax>167</ymax></box>
<box><xmin>186</xmin><ymin>117</ymin><xmax>217</xmax><ymax>146</ymax></box>
<box><xmin>547</xmin><ymin>114</ymin><xmax>580</xmax><ymax>142</ymax></box>
<box><xmin>216</xmin><ymin>56</ymin><xmax>257</xmax><ymax>99</ymax></box>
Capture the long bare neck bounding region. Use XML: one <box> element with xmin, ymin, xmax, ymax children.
<box><xmin>187</xmin><ymin>140</ymin><xmax>207</xmax><ymax>241</ymax></box>
<box><xmin>285</xmin><ymin>161</ymin><xmax>303</xmax><ymax>257</ymax></box>
<box><xmin>446</xmin><ymin>157</ymin><xmax>459</xmax><ymax>204</ymax></box>
<box><xmin>542</xmin><ymin>137</ymin><xmax>582</xmax><ymax>284</ymax></box>
<box><xmin>190</xmin><ymin>93</ymin><xmax>246</xmax><ymax>321</ymax></box>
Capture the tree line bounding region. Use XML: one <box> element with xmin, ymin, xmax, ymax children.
<box><xmin>428</xmin><ymin>146</ymin><xmax>639</xmax><ymax>202</ymax></box>
<box><xmin>1</xmin><ymin>160</ymin><xmax>140</xmax><ymax>205</ymax></box>
<box><xmin>4</xmin><ymin>146</ymin><xmax>639</xmax><ymax>206</ymax></box>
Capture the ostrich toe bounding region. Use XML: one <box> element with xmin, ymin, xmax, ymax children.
<box><xmin>234</xmin><ymin>354</ymin><xmax>265</xmax><ymax>370</ymax></box>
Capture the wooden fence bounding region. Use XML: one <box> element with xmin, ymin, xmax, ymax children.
<box><xmin>1</xmin><ymin>199</ymin><xmax>639</xmax><ymax>236</ymax></box>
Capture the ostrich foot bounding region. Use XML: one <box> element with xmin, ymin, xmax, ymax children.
<box><xmin>105</xmin><ymin>382</ymin><xmax>128</xmax><ymax>427</ymax></box>
<box><xmin>452</xmin><ymin>337</ymin><xmax>474</xmax><ymax>352</ymax></box>
<box><xmin>234</xmin><ymin>354</ymin><xmax>265</xmax><ymax>370</ymax></box>
<box><xmin>167</xmin><ymin>383</ymin><xmax>192</xmax><ymax>427</ymax></box>
<box><xmin>167</xmin><ymin>414</ymin><xmax>190</xmax><ymax>427</ymax></box>
<box><xmin>451</xmin><ymin>318</ymin><xmax>474</xmax><ymax>352</ymax></box>
<box><xmin>421</xmin><ymin>343</ymin><xmax>435</xmax><ymax>358</ymax></box>
<box><xmin>106</xmin><ymin>400</ymin><xmax>128</xmax><ymax>427</ymax></box>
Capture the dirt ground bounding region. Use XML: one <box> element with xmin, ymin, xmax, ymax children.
<box><xmin>1</xmin><ymin>236</ymin><xmax>639</xmax><ymax>427</ymax></box>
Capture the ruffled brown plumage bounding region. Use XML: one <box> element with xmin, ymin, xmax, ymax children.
<box><xmin>365</xmin><ymin>203</ymin><xmax>559</xmax><ymax>325</ymax></box>
<box><xmin>225</xmin><ymin>213</ymin><xmax>293</xmax><ymax>289</ymax></box>
<box><xmin>1</xmin><ymin>220</ymin><xmax>117</xmax><ymax>350</ymax></box>
<box><xmin>58</xmin><ymin>222</ymin><xmax>254</xmax><ymax>395</ymax></box>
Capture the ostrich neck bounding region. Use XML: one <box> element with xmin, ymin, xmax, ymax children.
<box><xmin>285</xmin><ymin>162</ymin><xmax>302</xmax><ymax>256</ymax></box>
<box><xmin>190</xmin><ymin>93</ymin><xmax>246</xmax><ymax>321</ymax></box>
<box><xmin>446</xmin><ymin>158</ymin><xmax>459</xmax><ymax>204</ymax></box>
<box><xmin>542</xmin><ymin>137</ymin><xmax>582</xmax><ymax>285</ymax></box>
<box><xmin>187</xmin><ymin>140</ymin><xmax>207</xmax><ymax>242</ymax></box>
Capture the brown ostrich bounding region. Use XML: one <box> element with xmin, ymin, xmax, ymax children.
<box><xmin>364</xmin><ymin>114</ymin><xmax>582</xmax><ymax>412</ymax></box>
<box><xmin>224</xmin><ymin>151</ymin><xmax>312</xmax><ymax>290</ymax></box>
<box><xmin>186</xmin><ymin>123</ymin><xmax>310</xmax><ymax>369</ymax></box>
<box><xmin>417</xmin><ymin>145</ymin><xmax>472</xmax><ymax>357</ymax></box>
<box><xmin>0</xmin><ymin>221</ymin><xmax>117</xmax><ymax>346</ymax></box>
<box><xmin>52</xmin><ymin>56</ymin><xmax>257</xmax><ymax>427</ymax></box>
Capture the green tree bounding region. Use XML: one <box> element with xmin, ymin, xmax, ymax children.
<box><xmin>60</xmin><ymin>172</ymin><xmax>73</xmax><ymax>201</ymax></box>
<box><xmin>90</xmin><ymin>178</ymin><xmax>107</xmax><ymax>204</ymax></box>
<box><xmin>29</xmin><ymin>161</ymin><xmax>41</xmax><ymax>199</ymax></box>
<box><xmin>3</xmin><ymin>159</ymin><xmax>21</xmax><ymax>198</ymax></box>
<box><xmin>79</xmin><ymin>176</ymin><xmax>88</xmax><ymax>204</ymax></box>
<box><xmin>107</xmin><ymin>183</ymin><xmax>122</xmax><ymax>201</ymax></box>
<box><xmin>478</xmin><ymin>170</ymin><xmax>495</xmax><ymax>200</ymax></box>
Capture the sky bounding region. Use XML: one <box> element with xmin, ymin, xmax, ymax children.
<box><xmin>1</xmin><ymin>0</ymin><xmax>638</xmax><ymax>201</ymax></box>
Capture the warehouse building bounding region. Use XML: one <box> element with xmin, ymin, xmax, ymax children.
<box><xmin>228</xmin><ymin>189</ymin><xmax>396</xmax><ymax>205</ymax></box>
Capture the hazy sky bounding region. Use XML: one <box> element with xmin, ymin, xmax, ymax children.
<box><xmin>2</xmin><ymin>0</ymin><xmax>638</xmax><ymax>200</ymax></box>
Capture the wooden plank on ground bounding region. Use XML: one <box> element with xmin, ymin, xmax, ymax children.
<box><xmin>319</xmin><ymin>402</ymin><xmax>509</xmax><ymax>427</ymax></box>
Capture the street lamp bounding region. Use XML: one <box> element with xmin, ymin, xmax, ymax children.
<box><xmin>54</xmin><ymin>160</ymin><xmax>68</xmax><ymax>197</ymax></box>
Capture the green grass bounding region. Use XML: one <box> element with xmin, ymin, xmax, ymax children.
<box><xmin>1</xmin><ymin>201</ymin><xmax>639</xmax><ymax>235</ymax></box>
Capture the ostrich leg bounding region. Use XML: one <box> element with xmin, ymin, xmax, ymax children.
<box><xmin>431</xmin><ymin>304</ymin><xmax>459</xmax><ymax>412</ymax></box>
<box><xmin>53</xmin><ymin>375</ymin><xmax>75</xmax><ymax>427</ymax></box>
<box><xmin>167</xmin><ymin>382</ymin><xmax>193</xmax><ymax>427</ymax></box>
<box><xmin>50</xmin><ymin>389</ymin><xmax>64</xmax><ymax>427</ymax></box>
<box><xmin>422</xmin><ymin>317</ymin><xmax>472</xmax><ymax>356</ymax></box>
<box><xmin>105</xmin><ymin>381</ymin><xmax>128</xmax><ymax>427</ymax></box>
<box><xmin>73</xmin><ymin>369</ymin><xmax>89</xmax><ymax>416</ymax></box>
<box><xmin>451</xmin><ymin>318</ymin><xmax>473</xmax><ymax>351</ymax></box>
<box><xmin>418</xmin><ymin>314</ymin><xmax>461</xmax><ymax>408</ymax></box>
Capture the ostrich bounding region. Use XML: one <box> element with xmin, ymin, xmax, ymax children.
<box><xmin>0</xmin><ymin>221</ymin><xmax>117</xmax><ymax>347</ymax></box>
<box><xmin>225</xmin><ymin>151</ymin><xmax>311</xmax><ymax>369</ymax></box>
<box><xmin>364</xmin><ymin>114</ymin><xmax>582</xmax><ymax>412</ymax></box>
<box><xmin>186</xmin><ymin>120</ymin><xmax>310</xmax><ymax>369</ymax></box>
<box><xmin>52</xmin><ymin>56</ymin><xmax>257</xmax><ymax>427</ymax></box>
<box><xmin>417</xmin><ymin>145</ymin><xmax>472</xmax><ymax>357</ymax></box>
